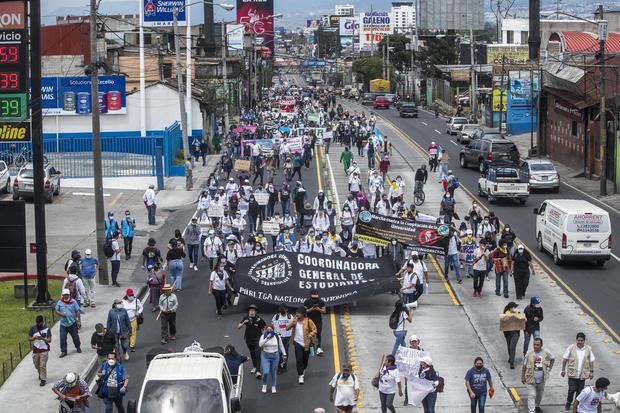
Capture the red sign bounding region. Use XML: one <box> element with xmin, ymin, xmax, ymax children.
<box><xmin>236</xmin><ymin>0</ymin><xmax>274</xmax><ymax>59</ymax></box>
<box><xmin>0</xmin><ymin>1</ymin><xmax>25</xmax><ymax>30</ymax></box>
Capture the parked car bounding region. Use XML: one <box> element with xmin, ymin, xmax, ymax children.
<box><xmin>12</xmin><ymin>163</ymin><xmax>61</xmax><ymax>203</ymax></box>
<box><xmin>446</xmin><ymin>117</ymin><xmax>468</xmax><ymax>135</ymax></box>
<box><xmin>478</xmin><ymin>161</ymin><xmax>529</xmax><ymax>205</ymax></box>
<box><xmin>399</xmin><ymin>102</ymin><xmax>418</xmax><ymax>118</ymax></box>
<box><xmin>534</xmin><ymin>199</ymin><xmax>611</xmax><ymax>266</ymax></box>
<box><xmin>383</xmin><ymin>93</ymin><xmax>397</xmax><ymax>104</ymax></box>
<box><xmin>459</xmin><ymin>137</ymin><xmax>520</xmax><ymax>172</ymax></box>
<box><xmin>470</xmin><ymin>128</ymin><xmax>503</xmax><ymax>141</ymax></box>
<box><xmin>520</xmin><ymin>158</ymin><xmax>560</xmax><ymax>192</ymax></box>
<box><xmin>361</xmin><ymin>92</ymin><xmax>377</xmax><ymax>105</ymax></box>
<box><xmin>456</xmin><ymin>124</ymin><xmax>481</xmax><ymax>143</ymax></box>
<box><xmin>0</xmin><ymin>161</ymin><xmax>10</xmax><ymax>194</ymax></box>
<box><xmin>374</xmin><ymin>95</ymin><xmax>390</xmax><ymax>109</ymax></box>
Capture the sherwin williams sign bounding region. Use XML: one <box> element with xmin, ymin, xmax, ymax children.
<box><xmin>40</xmin><ymin>76</ymin><xmax>127</xmax><ymax>116</ymax></box>
<box><xmin>142</xmin><ymin>0</ymin><xmax>186</xmax><ymax>27</ymax></box>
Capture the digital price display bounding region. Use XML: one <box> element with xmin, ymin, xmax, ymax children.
<box><xmin>0</xmin><ymin>94</ymin><xmax>27</xmax><ymax>121</ymax></box>
<box><xmin>0</xmin><ymin>46</ymin><xmax>19</xmax><ymax>63</ymax></box>
<box><xmin>0</xmin><ymin>72</ymin><xmax>23</xmax><ymax>92</ymax></box>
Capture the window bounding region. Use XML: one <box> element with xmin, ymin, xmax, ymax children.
<box><xmin>571</xmin><ymin>121</ymin><xmax>578</xmax><ymax>136</ymax></box>
<box><xmin>520</xmin><ymin>31</ymin><xmax>529</xmax><ymax>44</ymax></box>
<box><xmin>506</xmin><ymin>31</ymin><xmax>514</xmax><ymax>44</ymax></box>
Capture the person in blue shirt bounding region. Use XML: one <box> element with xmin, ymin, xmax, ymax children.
<box><xmin>54</xmin><ymin>289</ymin><xmax>83</xmax><ymax>357</ymax></box>
<box><xmin>106</xmin><ymin>298</ymin><xmax>131</xmax><ymax>361</ymax></box>
<box><xmin>120</xmin><ymin>210</ymin><xmax>136</xmax><ymax>260</ymax></box>
<box><xmin>465</xmin><ymin>357</ymin><xmax>494</xmax><ymax>413</ymax></box>
<box><xmin>96</xmin><ymin>353</ymin><xmax>129</xmax><ymax>413</ymax></box>
<box><xmin>105</xmin><ymin>211</ymin><xmax>119</xmax><ymax>240</ymax></box>
<box><xmin>81</xmin><ymin>249</ymin><xmax>99</xmax><ymax>308</ymax></box>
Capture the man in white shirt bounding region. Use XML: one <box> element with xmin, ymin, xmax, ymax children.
<box><xmin>203</xmin><ymin>230</ymin><xmax>223</xmax><ymax>271</ymax></box>
<box><xmin>143</xmin><ymin>184</ymin><xmax>157</xmax><ymax>225</ymax></box>
<box><xmin>562</xmin><ymin>332</ymin><xmax>596</xmax><ymax>410</ymax></box>
<box><xmin>348</xmin><ymin>173</ymin><xmax>362</xmax><ymax>197</ymax></box>
<box><xmin>329</xmin><ymin>364</ymin><xmax>360</xmax><ymax>413</ymax></box>
<box><xmin>346</xmin><ymin>161</ymin><xmax>361</xmax><ymax>177</ymax></box>
<box><xmin>296</xmin><ymin>231</ymin><xmax>313</xmax><ymax>253</ymax></box>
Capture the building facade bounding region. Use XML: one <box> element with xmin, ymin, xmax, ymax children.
<box><xmin>391</xmin><ymin>2</ymin><xmax>416</xmax><ymax>33</ymax></box>
<box><xmin>335</xmin><ymin>4</ymin><xmax>355</xmax><ymax>17</ymax></box>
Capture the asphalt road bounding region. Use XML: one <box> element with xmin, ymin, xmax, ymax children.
<box><xmin>359</xmin><ymin>100</ymin><xmax>620</xmax><ymax>337</ymax></box>
<box><xmin>91</xmin><ymin>148</ymin><xmax>344</xmax><ymax>412</ymax></box>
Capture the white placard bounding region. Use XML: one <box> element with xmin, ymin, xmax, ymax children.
<box><xmin>208</xmin><ymin>204</ymin><xmax>225</xmax><ymax>218</ymax></box>
<box><xmin>395</xmin><ymin>347</ymin><xmax>428</xmax><ymax>378</ymax></box>
<box><xmin>254</xmin><ymin>192</ymin><xmax>270</xmax><ymax>206</ymax></box>
<box><xmin>262</xmin><ymin>219</ymin><xmax>281</xmax><ymax>236</ymax></box>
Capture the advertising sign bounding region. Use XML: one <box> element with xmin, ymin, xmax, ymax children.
<box><xmin>237</xmin><ymin>0</ymin><xmax>274</xmax><ymax>59</ymax></box>
<box><xmin>340</xmin><ymin>36</ymin><xmax>354</xmax><ymax>47</ymax></box>
<box><xmin>418</xmin><ymin>0</ymin><xmax>484</xmax><ymax>30</ymax></box>
<box><xmin>487</xmin><ymin>45</ymin><xmax>529</xmax><ymax>65</ymax></box>
<box><xmin>234</xmin><ymin>252</ymin><xmax>397</xmax><ymax>305</ymax></box>
<box><xmin>306</xmin><ymin>19</ymin><xmax>323</xmax><ymax>29</ymax></box>
<box><xmin>339</xmin><ymin>17</ymin><xmax>359</xmax><ymax>36</ymax></box>
<box><xmin>355</xmin><ymin>211</ymin><xmax>450</xmax><ymax>255</ymax></box>
<box><xmin>0</xmin><ymin>122</ymin><xmax>29</xmax><ymax>141</ymax></box>
<box><xmin>359</xmin><ymin>12</ymin><xmax>393</xmax><ymax>51</ymax></box>
<box><xmin>492</xmin><ymin>89</ymin><xmax>507</xmax><ymax>112</ymax></box>
<box><xmin>40</xmin><ymin>76</ymin><xmax>127</xmax><ymax>116</ymax></box>
<box><xmin>142</xmin><ymin>0</ymin><xmax>186</xmax><ymax>27</ymax></box>
<box><xmin>227</xmin><ymin>24</ymin><xmax>245</xmax><ymax>51</ymax></box>
<box><xmin>329</xmin><ymin>15</ymin><xmax>341</xmax><ymax>28</ymax></box>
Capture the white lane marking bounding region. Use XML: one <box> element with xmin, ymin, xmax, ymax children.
<box><xmin>560</xmin><ymin>180</ymin><xmax>620</xmax><ymax>217</ymax></box>
<box><xmin>72</xmin><ymin>192</ymin><xmax>111</xmax><ymax>197</ymax></box>
<box><xmin>422</xmin><ymin>122</ymin><xmax>428</xmax><ymax>126</ymax></box>
<box><xmin>450</xmin><ymin>140</ymin><xmax>459</xmax><ymax>146</ymax></box>
<box><xmin>434</xmin><ymin>129</ymin><xmax>441</xmax><ymax>134</ymax></box>
<box><xmin>611</xmin><ymin>252</ymin><xmax>620</xmax><ymax>262</ymax></box>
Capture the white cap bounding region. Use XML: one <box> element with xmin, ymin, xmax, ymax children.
<box><xmin>85</xmin><ymin>248</ymin><xmax>92</xmax><ymax>255</ymax></box>
<box><xmin>61</xmin><ymin>288</ymin><xmax>71</xmax><ymax>295</ymax></box>
<box><xmin>466</xmin><ymin>229</ymin><xmax>473</xmax><ymax>235</ymax></box>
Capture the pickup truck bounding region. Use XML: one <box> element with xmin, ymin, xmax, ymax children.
<box><xmin>127</xmin><ymin>352</ymin><xmax>243</xmax><ymax>413</ymax></box>
<box><xmin>478</xmin><ymin>162</ymin><xmax>529</xmax><ymax>205</ymax></box>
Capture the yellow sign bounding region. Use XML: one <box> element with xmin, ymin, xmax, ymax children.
<box><xmin>0</xmin><ymin>123</ymin><xmax>30</xmax><ymax>141</ymax></box>
<box><xmin>492</xmin><ymin>89</ymin><xmax>507</xmax><ymax>112</ymax></box>
<box><xmin>487</xmin><ymin>45</ymin><xmax>529</xmax><ymax>65</ymax></box>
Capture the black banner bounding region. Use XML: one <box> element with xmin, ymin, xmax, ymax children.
<box><xmin>234</xmin><ymin>252</ymin><xmax>397</xmax><ymax>306</ymax></box>
<box><xmin>355</xmin><ymin>211</ymin><xmax>450</xmax><ymax>256</ymax></box>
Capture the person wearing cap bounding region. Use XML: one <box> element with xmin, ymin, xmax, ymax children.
<box><xmin>109</xmin><ymin>231</ymin><xmax>122</xmax><ymax>287</ymax></box>
<box><xmin>96</xmin><ymin>352</ymin><xmax>129</xmax><ymax>413</ymax></box>
<box><xmin>28</xmin><ymin>315</ymin><xmax>52</xmax><ymax>386</ymax></box>
<box><xmin>522</xmin><ymin>337</ymin><xmax>555</xmax><ymax>413</ymax></box>
<box><xmin>52</xmin><ymin>372</ymin><xmax>90</xmax><ymax>412</ymax></box>
<box><xmin>143</xmin><ymin>184</ymin><xmax>157</xmax><ymax>225</ymax></box>
<box><xmin>225</xmin><ymin>177</ymin><xmax>239</xmax><ymax>199</ymax></box>
<box><xmin>55</xmin><ymin>288</ymin><xmax>82</xmax><ymax>358</ymax></box>
<box><xmin>159</xmin><ymin>284</ymin><xmax>178</xmax><ymax>344</ymax></box>
<box><xmin>502</xmin><ymin>302</ymin><xmax>522</xmax><ymax>370</ymax></box>
<box><xmin>106</xmin><ymin>298</ymin><xmax>131</xmax><ymax>361</ymax></box>
<box><xmin>165</xmin><ymin>238</ymin><xmax>186</xmax><ymax>291</ymax></box>
<box><xmin>237</xmin><ymin>305</ymin><xmax>267</xmax><ymax>378</ymax></box>
<box><xmin>418</xmin><ymin>356</ymin><xmax>439</xmax><ymax>412</ymax></box>
<box><xmin>461</xmin><ymin>229</ymin><xmax>477</xmax><ymax>280</ymax></box>
<box><xmin>183</xmin><ymin>217</ymin><xmax>202</xmax><ymax>272</ymax></box>
<box><xmin>511</xmin><ymin>244</ymin><xmax>534</xmax><ymax>300</ymax></box>
<box><xmin>446</xmin><ymin>170</ymin><xmax>459</xmax><ymax>197</ymax></box>
<box><xmin>523</xmin><ymin>297</ymin><xmax>544</xmax><ymax>356</ymax></box>
<box><xmin>573</xmin><ymin>377</ymin><xmax>610</xmax><ymax>413</ymax></box>
<box><xmin>120</xmin><ymin>210</ymin><xmax>136</xmax><ymax>260</ymax></box>
<box><xmin>286</xmin><ymin>307</ymin><xmax>317</xmax><ymax>384</ymax></box>
<box><xmin>203</xmin><ymin>230</ymin><xmax>223</xmax><ymax>271</ymax></box>
<box><xmin>346</xmin><ymin>160</ymin><xmax>361</xmax><ymax>178</ymax></box>
<box><xmin>80</xmin><ymin>249</ymin><xmax>98</xmax><ymax>307</ymax></box>
<box><xmin>329</xmin><ymin>364</ymin><xmax>359</xmax><ymax>413</ymax></box>
<box><xmin>562</xmin><ymin>332</ymin><xmax>597</xmax><ymax>410</ymax></box>
<box><xmin>122</xmin><ymin>289</ymin><xmax>143</xmax><ymax>353</ymax></box>
<box><xmin>105</xmin><ymin>211</ymin><xmax>119</xmax><ymax>240</ymax></box>
<box><xmin>398</xmin><ymin>262</ymin><xmax>422</xmax><ymax>308</ymax></box>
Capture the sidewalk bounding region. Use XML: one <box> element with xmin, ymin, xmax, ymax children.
<box><xmin>349</xmin><ymin>104</ymin><xmax>620</xmax><ymax>411</ymax></box>
<box><xmin>324</xmin><ymin>144</ymin><xmax>516</xmax><ymax>412</ymax></box>
<box><xmin>0</xmin><ymin>155</ymin><xmax>220</xmax><ymax>409</ymax></box>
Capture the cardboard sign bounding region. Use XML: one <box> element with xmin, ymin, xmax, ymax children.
<box><xmin>208</xmin><ymin>204</ymin><xmax>225</xmax><ymax>218</ymax></box>
<box><xmin>395</xmin><ymin>347</ymin><xmax>429</xmax><ymax>378</ymax></box>
<box><xmin>234</xmin><ymin>159</ymin><xmax>251</xmax><ymax>172</ymax></box>
<box><xmin>500</xmin><ymin>312</ymin><xmax>526</xmax><ymax>332</ymax></box>
<box><xmin>254</xmin><ymin>192</ymin><xmax>270</xmax><ymax>206</ymax></box>
<box><xmin>262</xmin><ymin>219</ymin><xmax>281</xmax><ymax>236</ymax></box>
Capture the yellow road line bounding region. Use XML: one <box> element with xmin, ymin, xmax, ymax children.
<box><xmin>428</xmin><ymin>254</ymin><xmax>460</xmax><ymax>306</ymax></box>
<box><xmin>314</xmin><ymin>144</ymin><xmax>323</xmax><ymax>190</ymax></box>
<box><xmin>509</xmin><ymin>387</ymin><xmax>521</xmax><ymax>402</ymax></box>
<box><xmin>376</xmin><ymin>113</ymin><xmax>620</xmax><ymax>342</ymax></box>
<box><xmin>108</xmin><ymin>192</ymin><xmax>123</xmax><ymax>208</ymax></box>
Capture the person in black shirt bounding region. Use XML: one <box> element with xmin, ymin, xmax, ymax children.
<box><xmin>141</xmin><ymin>238</ymin><xmax>162</xmax><ymax>269</ymax></box>
<box><xmin>511</xmin><ymin>244</ymin><xmax>533</xmax><ymax>300</ymax></box>
<box><xmin>304</xmin><ymin>290</ymin><xmax>326</xmax><ymax>356</ymax></box>
<box><xmin>90</xmin><ymin>323</ymin><xmax>115</xmax><ymax>363</ymax></box>
<box><xmin>346</xmin><ymin>241</ymin><xmax>364</xmax><ymax>258</ymax></box>
<box><xmin>237</xmin><ymin>304</ymin><xmax>266</xmax><ymax>378</ymax></box>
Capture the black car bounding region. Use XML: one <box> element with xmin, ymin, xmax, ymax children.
<box><xmin>459</xmin><ymin>137</ymin><xmax>520</xmax><ymax>172</ymax></box>
<box><xmin>399</xmin><ymin>102</ymin><xmax>418</xmax><ymax>118</ymax></box>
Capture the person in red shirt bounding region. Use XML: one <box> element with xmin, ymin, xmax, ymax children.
<box><xmin>379</xmin><ymin>155</ymin><xmax>391</xmax><ymax>182</ymax></box>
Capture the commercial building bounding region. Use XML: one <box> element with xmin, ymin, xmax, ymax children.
<box><xmin>335</xmin><ymin>4</ymin><xmax>355</xmax><ymax>17</ymax></box>
<box><xmin>390</xmin><ymin>2</ymin><xmax>416</xmax><ymax>33</ymax></box>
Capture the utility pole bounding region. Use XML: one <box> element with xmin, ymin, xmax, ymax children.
<box><xmin>173</xmin><ymin>8</ymin><xmax>190</xmax><ymax>162</ymax></box>
<box><xmin>90</xmin><ymin>0</ymin><xmax>108</xmax><ymax>284</ymax></box>
<box><xmin>498</xmin><ymin>55</ymin><xmax>506</xmax><ymax>132</ymax></box>
<box><xmin>30</xmin><ymin>0</ymin><xmax>50</xmax><ymax>305</ymax></box>
<box><xmin>382</xmin><ymin>43</ymin><xmax>386</xmax><ymax>78</ymax></box>
<box><xmin>221</xmin><ymin>20</ymin><xmax>230</xmax><ymax>133</ymax></box>
<box><xmin>387</xmin><ymin>34</ymin><xmax>391</xmax><ymax>83</ymax></box>
<box><xmin>469</xmin><ymin>24</ymin><xmax>477</xmax><ymax>120</ymax></box>
<box><xmin>253</xmin><ymin>32</ymin><xmax>258</xmax><ymax>104</ymax></box>
<box><xmin>598</xmin><ymin>5</ymin><xmax>607</xmax><ymax>196</ymax></box>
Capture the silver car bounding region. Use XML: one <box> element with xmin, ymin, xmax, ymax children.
<box><xmin>520</xmin><ymin>159</ymin><xmax>560</xmax><ymax>191</ymax></box>
<box><xmin>13</xmin><ymin>163</ymin><xmax>62</xmax><ymax>202</ymax></box>
<box><xmin>457</xmin><ymin>124</ymin><xmax>481</xmax><ymax>143</ymax></box>
<box><xmin>0</xmin><ymin>161</ymin><xmax>10</xmax><ymax>193</ymax></box>
<box><xmin>446</xmin><ymin>117</ymin><xmax>468</xmax><ymax>135</ymax></box>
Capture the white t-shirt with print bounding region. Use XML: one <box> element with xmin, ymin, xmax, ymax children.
<box><xmin>329</xmin><ymin>373</ymin><xmax>359</xmax><ymax>406</ymax></box>
<box><xmin>576</xmin><ymin>386</ymin><xmax>604</xmax><ymax>413</ymax></box>
<box><xmin>378</xmin><ymin>367</ymin><xmax>401</xmax><ymax>394</ymax></box>
<box><xmin>402</xmin><ymin>271</ymin><xmax>418</xmax><ymax>294</ymax></box>
<box><xmin>209</xmin><ymin>270</ymin><xmax>228</xmax><ymax>291</ymax></box>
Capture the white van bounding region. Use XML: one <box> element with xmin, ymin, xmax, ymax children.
<box><xmin>128</xmin><ymin>352</ymin><xmax>243</xmax><ymax>413</ymax></box>
<box><xmin>533</xmin><ymin>199</ymin><xmax>612</xmax><ymax>266</ymax></box>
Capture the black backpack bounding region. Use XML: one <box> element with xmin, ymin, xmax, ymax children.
<box><xmin>103</xmin><ymin>239</ymin><xmax>115</xmax><ymax>258</ymax></box>
<box><xmin>388</xmin><ymin>310</ymin><xmax>401</xmax><ymax>330</ymax></box>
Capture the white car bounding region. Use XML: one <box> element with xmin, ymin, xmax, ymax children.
<box><xmin>0</xmin><ymin>160</ymin><xmax>10</xmax><ymax>193</ymax></box>
<box><xmin>478</xmin><ymin>162</ymin><xmax>529</xmax><ymax>205</ymax></box>
<box><xmin>446</xmin><ymin>117</ymin><xmax>468</xmax><ymax>135</ymax></box>
<box><xmin>457</xmin><ymin>124</ymin><xmax>481</xmax><ymax>143</ymax></box>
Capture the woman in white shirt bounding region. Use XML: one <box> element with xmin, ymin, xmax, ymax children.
<box><xmin>312</xmin><ymin>209</ymin><xmax>330</xmax><ymax>233</ymax></box>
<box><xmin>377</xmin><ymin>354</ymin><xmax>403</xmax><ymax>413</ymax></box>
<box><xmin>122</xmin><ymin>289</ymin><xmax>143</xmax><ymax>353</ymax></box>
<box><xmin>340</xmin><ymin>205</ymin><xmax>355</xmax><ymax>235</ymax></box>
<box><xmin>390</xmin><ymin>300</ymin><xmax>412</xmax><ymax>356</ymax></box>
<box><xmin>259</xmin><ymin>324</ymin><xmax>287</xmax><ymax>393</ymax></box>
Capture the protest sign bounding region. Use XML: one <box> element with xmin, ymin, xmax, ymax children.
<box><xmin>208</xmin><ymin>204</ymin><xmax>225</xmax><ymax>218</ymax></box>
<box><xmin>406</xmin><ymin>377</ymin><xmax>435</xmax><ymax>407</ymax></box>
<box><xmin>395</xmin><ymin>347</ymin><xmax>429</xmax><ymax>378</ymax></box>
<box><xmin>234</xmin><ymin>159</ymin><xmax>251</xmax><ymax>172</ymax></box>
<box><xmin>254</xmin><ymin>192</ymin><xmax>270</xmax><ymax>206</ymax></box>
<box><xmin>262</xmin><ymin>219</ymin><xmax>281</xmax><ymax>236</ymax></box>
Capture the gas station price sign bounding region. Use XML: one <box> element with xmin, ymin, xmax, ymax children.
<box><xmin>0</xmin><ymin>1</ymin><xmax>29</xmax><ymax>125</ymax></box>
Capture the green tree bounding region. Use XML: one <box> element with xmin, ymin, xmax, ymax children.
<box><xmin>376</xmin><ymin>33</ymin><xmax>412</xmax><ymax>71</ymax></box>
<box><xmin>416</xmin><ymin>37</ymin><xmax>459</xmax><ymax>78</ymax></box>
<box><xmin>352</xmin><ymin>56</ymin><xmax>383</xmax><ymax>90</ymax></box>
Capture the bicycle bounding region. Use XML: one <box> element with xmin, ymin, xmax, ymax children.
<box><xmin>14</xmin><ymin>147</ymin><xmax>48</xmax><ymax>168</ymax></box>
<box><xmin>414</xmin><ymin>181</ymin><xmax>425</xmax><ymax>206</ymax></box>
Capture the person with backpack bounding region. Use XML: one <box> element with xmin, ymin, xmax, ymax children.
<box><xmin>446</xmin><ymin>170</ymin><xmax>460</xmax><ymax>197</ymax></box>
<box><xmin>106</xmin><ymin>231</ymin><xmax>122</xmax><ymax>287</ymax></box>
<box><xmin>120</xmin><ymin>210</ymin><xmax>135</xmax><ymax>260</ymax></box>
<box><xmin>81</xmin><ymin>249</ymin><xmax>98</xmax><ymax>308</ymax></box>
<box><xmin>398</xmin><ymin>262</ymin><xmax>422</xmax><ymax>307</ymax></box>
<box><xmin>64</xmin><ymin>250</ymin><xmax>81</xmax><ymax>276</ymax></box>
<box><xmin>440</xmin><ymin>193</ymin><xmax>457</xmax><ymax>224</ymax></box>
<box><xmin>329</xmin><ymin>364</ymin><xmax>360</xmax><ymax>413</ymax></box>
<box><xmin>62</xmin><ymin>271</ymin><xmax>86</xmax><ymax>306</ymax></box>
<box><xmin>377</xmin><ymin>354</ymin><xmax>403</xmax><ymax>413</ymax></box>
<box><xmin>418</xmin><ymin>356</ymin><xmax>440</xmax><ymax>413</ymax></box>
<box><xmin>208</xmin><ymin>259</ymin><xmax>235</xmax><ymax>318</ymax></box>
<box><xmin>389</xmin><ymin>300</ymin><xmax>412</xmax><ymax>356</ymax></box>
<box><xmin>272</xmin><ymin>304</ymin><xmax>293</xmax><ymax>372</ymax></box>
<box><xmin>141</xmin><ymin>238</ymin><xmax>162</xmax><ymax>270</ymax></box>
<box><xmin>105</xmin><ymin>211</ymin><xmax>119</xmax><ymax>240</ymax></box>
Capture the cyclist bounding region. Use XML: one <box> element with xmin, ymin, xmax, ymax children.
<box><xmin>414</xmin><ymin>165</ymin><xmax>428</xmax><ymax>194</ymax></box>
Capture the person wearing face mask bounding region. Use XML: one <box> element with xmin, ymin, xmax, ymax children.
<box><xmin>105</xmin><ymin>211</ymin><xmax>119</xmax><ymax>240</ymax></box>
<box><xmin>472</xmin><ymin>241</ymin><xmax>490</xmax><ymax>297</ymax></box>
<box><xmin>376</xmin><ymin>353</ymin><xmax>403</xmax><ymax>413</ymax></box>
<box><xmin>465</xmin><ymin>357</ymin><xmax>494</xmax><ymax>413</ymax></box>
<box><xmin>444</xmin><ymin>228</ymin><xmax>463</xmax><ymax>284</ymax></box>
<box><xmin>502</xmin><ymin>302</ymin><xmax>522</xmax><ymax>370</ymax></box>
<box><xmin>237</xmin><ymin>305</ymin><xmax>267</xmax><ymax>378</ymax></box>
<box><xmin>375</xmin><ymin>194</ymin><xmax>389</xmax><ymax>216</ymax></box>
<box><xmin>225</xmin><ymin>177</ymin><xmax>239</xmax><ymax>199</ymax></box>
<box><xmin>304</xmin><ymin>290</ymin><xmax>326</xmax><ymax>356</ymax></box>
<box><xmin>461</xmin><ymin>229</ymin><xmax>477</xmax><ymax>280</ymax></box>
<box><xmin>312</xmin><ymin>209</ymin><xmax>330</xmax><ymax>233</ymax></box>
<box><xmin>158</xmin><ymin>284</ymin><xmax>178</xmax><ymax>344</ymax></box>
<box><xmin>468</xmin><ymin>202</ymin><xmax>483</xmax><ymax>238</ymax></box>
<box><xmin>346</xmin><ymin>240</ymin><xmax>364</xmax><ymax>258</ymax></box>
<box><xmin>120</xmin><ymin>210</ymin><xmax>136</xmax><ymax>260</ymax></box>
<box><xmin>106</xmin><ymin>298</ymin><xmax>131</xmax><ymax>361</ymax></box>
<box><xmin>293</xmin><ymin>183</ymin><xmax>307</xmax><ymax>228</ymax></box>
<box><xmin>340</xmin><ymin>146</ymin><xmax>354</xmax><ymax>173</ymax></box>
<box><xmin>286</xmin><ymin>307</ymin><xmax>317</xmax><ymax>384</ymax></box>
<box><xmin>203</xmin><ymin>230</ymin><xmax>223</xmax><ymax>271</ymax></box>
<box><xmin>313</xmin><ymin>189</ymin><xmax>328</xmax><ymax>212</ymax></box>
<box><xmin>418</xmin><ymin>356</ymin><xmax>440</xmax><ymax>413</ymax></box>
<box><xmin>247</xmin><ymin>194</ymin><xmax>261</xmax><ymax>233</ymax></box>
<box><xmin>490</xmin><ymin>240</ymin><xmax>512</xmax><ymax>298</ymax></box>
<box><xmin>165</xmin><ymin>239</ymin><xmax>186</xmax><ymax>292</ymax></box>
<box><xmin>296</xmin><ymin>230</ymin><xmax>313</xmax><ymax>253</ymax></box>
<box><xmin>523</xmin><ymin>296</ymin><xmax>543</xmax><ymax>356</ymax></box>
<box><xmin>341</xmin><ymin>204</ymin><xmax>355</xmax><ymax>235</ymax></box>
<box><xmin>511</xmin><ymin>244</ymin><xmax>534</xmax><ymax>300</ymax></box>
<box><xmin>91</xmin><ymin>323</ymin><xmax>115</xmax><ymax>363</ymax></box>
<box><xmin>232</xmin><ymin>211</ymin><xmax>247</xmax><ymax>239</ymax></box>
<box><xmin>500</xmin><ymin>225</ymin><xmax>517</xmax><ymax>255</ymax></box>
<box><xmin>273</xmin><ymin>304</ymin><xmax>293</xmax><ymax>372</ymax></box>
<box><xmin>259</xmin><ymin>323</ymin><xmax>287</xmax><ymax>393</ymax></box>
<box><xmin>96</xmin><ymin>352</ymin><xmax>129</xmax><ymax>413</ymax></box>
<box><xmin>348</xmin><ymin>173</ymin><xmax>362</xmax><ymax>198</ymax></box>
<box><xmin>477</xmin><ymin>217</ymin><xmax>496</xmax><ymax>239</ymax></box>
<box><xmin>346</xmin><ymin>160</ymin><xmax>361</xmax><ymax>177</ymax></box>
<box><xmin>221</xmin><ymin>209</ymin><xmax>234</xmax><ymax>237</ymax></box>
<box><xmin>440</xmin><ymin>193</ymin><xmax>456</xmax><ymax>224</ymax></box>
<box><xmin>28</xmin><ymin>315</ymin><xmax>52</xmax><ymax>386</ymax></box>
<box><xmin>122</xmin><ymin>289</ymin><xmax>143</xmax><ymax>353</ymax></box>
<box><xmin>55</xmin><ymin>288</ymin><xmax>83</xmax><ymax>358</ymax></box>
<box><xmin>209</xmin><ymin>259</ymin><xmax>235</xmax><ymax>318</ymax></box>
<box><xmin>183</xmin><ymin>217</ymin><xmax>201</xmax><ymax>272</ymax></box>
<box><xmin>329</xmin><ymin>364</ymin><xmax>360</xmax><ymax>413</ymax></box>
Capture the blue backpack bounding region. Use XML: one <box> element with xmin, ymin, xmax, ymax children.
<box><xmin>450</xmin><ymin>177</ymin><xmax>460</xmax><ymax>189</ymax></box>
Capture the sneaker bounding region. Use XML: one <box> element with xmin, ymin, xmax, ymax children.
<box><xmin>124</xmin><ymin>353</ymin><xmax>129</xmax><ymax>361</ymax></box>
<box><xmin>298</xmin><ymin>374</ymin><xmax>304</xmax><ymax>384</ymax></box>
<box><xmin>271</xmin><ymin>387</ymin><xmax>277</xmax><ymax>393</ymax></box>
<box><xmin>161</xmin><ymin>339</ymin><xmax>167</xmax><ymax>344</ymax></box>
<box><xmin>504</xmin><ymin>294</ymin><xmax>509</xmax><ymax>298</ymax></box>
<box><xmin>565</xmin><ymin>403</ymin><xmax>571</xmax><ymax>411</ymax></box>
<box><xmin>316</xmin><ymin>347</ymin><xmax>324</xmax><ymax>356</ymax></box>
<box><xmin>130</xmin><ymin>348</ymin><xmax>135</xmax><ymax>352</ymax></box>
<box><xmin>473</xmin><ymin>291</ymin><xmax>477</xmax><ymax>297</ymax></box>
<box><xmin>76</xmin><ymin>348</ymin><xmax>82</xmax><ymax>353</ymax></box>
<box><xmin>250</xmin><ymin>368</ymin><xmax>256</xmax><ymax>374</ymax></box>
<box><xmin>255</xmin><ymin>372</ymin><xmax>262</xmax><ymax>379</ymax></box>
<box><xmin>194</xmin><ymin>265</ymin><xmax>198</xmax><ymax>271</ymax></box>
<box><xmin>262</xmin><ymin>385</ymin><xmax>267</xmax><ymax>393</ymax></box>
<box><xmin>59</xmin><ymin>352</ymin><xmax>67</xmax><ymax>358</ymax></box>
<box><xmin>39</xmin><ymin>380</ymin><xmax>46</xmax><ymax>386</ymax></box>
<box><xmin>495</xmin><ymin>292</ymin><xmax>501</xmax><ymax>296</ymax></box>
<box><xmin>457</xmin><ymin>279</ymin><xmax>463</xmax><ymax>284</ymax></box>
<box><xmin>535</xmin><ymin>408</ymin><xmax>543</xmax><ymax>413</ymax></box>
<box><xmin>90</xmin><ymin>304</ymin><xmax>96</xmax><ymax>308</ymax></box>
<box><xmin>170</xmin><ymin>335</ymin><xmax>176</xmax><ymax>340</ymax></box>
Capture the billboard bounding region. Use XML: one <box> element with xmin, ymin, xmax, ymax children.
<box><xmin>339</xmin><ymin>16</ymin><xmax>359</xmax><ymax>36</ymax></box>
<box><xmin>40</xmin><ymin>76</ymin><xmax>127</xmax><ymax>116</ymax></box>
<box><xmin>487</xmin><ymin>45</ymin><xmax>529</xmax><ymax>65</ymax></box>
<box><xmin>340</xmin><ymin>36</ymin><xmax>354</xmax><ymax>47</ymax></box>
<box><xmin>306</xmin><ymin>19</ymin><xmax>323</xmax><ymax>29</ymax></box>
<box><xmin>142</xmin><ymin>0</ymin><xmax>186</xmax><ymax>27</ymax></box>
<box><xmin>418</xmin><ymin>0</ymin><xmax>483</xmax><ymax>31</ymax></box>
<box><xmin>237</xmin><ymin>0</ymin><xmax>274</xmax><ymax>59</ymax></box>
<box><xmin>227</xmin><ymin>24</ymin><xmax>245</xmax><ymax>51</ymax></box>
<box><xmin>359</xmin><ymin>11</ymin><xmax>393</xmax><ymax>51</ymax></box>
<box><xmin>329</xmin><ymin>15</ymin><xmax>341</xmax><ymax>28</ymax></box>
